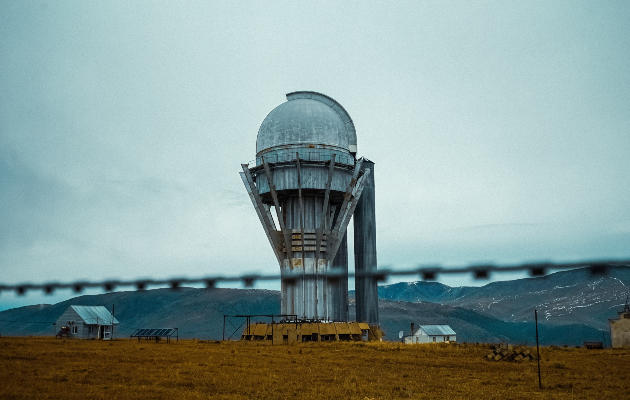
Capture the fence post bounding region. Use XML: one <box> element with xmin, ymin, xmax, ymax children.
<box><xmin>535</xmin><ymin>309</ymin><xmax>542</xmax><ymax>389</ymax></box>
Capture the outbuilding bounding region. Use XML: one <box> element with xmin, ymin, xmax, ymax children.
<box><xmin>55</xmin><ymin>305</ymin><xmax>119</xmax><ymax>340</ymax></box>
<box><xmin>404</xmin><ymin>325</ymin><xmax>456</xmax><ymax>344</ymax></box>
<box><xmin>609</xmin><ymin>300</ymin><xmax>630</xmax><ymax>348</ymax></box>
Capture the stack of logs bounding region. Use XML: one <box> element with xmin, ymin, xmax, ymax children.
<box><xmin>485</xmin><ymin>347</ymin><xmax>537</xmax><ymax>362</ymax></box>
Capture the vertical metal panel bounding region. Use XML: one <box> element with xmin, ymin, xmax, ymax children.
<box><xmin>329</xmin><ymin>231</ymin><xmax>348</xmax><ymax>322</ymax></box>
<box><xmin>296</xmin><ymin>154</ymin><xmax>308</xmax><ymax>316</ymax></box>
<box><xmin>354</xmin><ymin>160</ymin><xmax>379</xmax><ymax>325</ymax></box>
<box><xmin>280</xmin><ymin>196</ymin><xmax>328</xmax><ymax>320</ymax></box>
<box><xmin>316</xmin><ymin>156</ymin><xmax>336</xmax><ymax>320</ymax></box>
<box><xmin>315</xmin><ymin>157</ymin><xmax>335</xmax><ymax>261</ymax></box>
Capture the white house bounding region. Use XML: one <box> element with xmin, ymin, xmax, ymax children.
<box><xmin>404</xmin><ymin>325</ymin><xmax>456</xmax><ymax>344</ymax></box>
<box><xmin>55</xmin><ymin>305</ymin><xmax>119</xmax><ymax>340</ymax></box>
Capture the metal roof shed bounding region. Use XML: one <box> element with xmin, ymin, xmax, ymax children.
<box><xmin>404</xmin><ymin>325</ymin><xmax>456</xmax><ymax>344</ymax></box>
<box><xmin>55</xmin><ymin>305</ymin><xmax>119</xmax><ymax>340</ymax></box>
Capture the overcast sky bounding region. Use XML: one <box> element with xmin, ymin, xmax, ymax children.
<box><xmin>1</xmin><ymin>1</ymin><xmax>629</xmax><ymax>311</ymax></box>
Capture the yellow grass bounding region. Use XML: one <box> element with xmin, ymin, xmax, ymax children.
<box><xmin>1</xmin><ymin>337</ymin><xmax>628</xmax><ymax>399</ymax></box>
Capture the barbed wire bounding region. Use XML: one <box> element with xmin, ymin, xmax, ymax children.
<box><xmin>1</xmin><ymin>259</ymin><xmax>629</xmax><ymax>297</ymax></box>
<box><xmin>0</xmin><ymin>320</ymin><xmax>55</xmax><ymax>324</ymax></box>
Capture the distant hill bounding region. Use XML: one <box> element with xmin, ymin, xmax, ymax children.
<box><xmin>0</xmin><ymin>288</ymin><xmax>280</xmax><ymax>340</ymax></box>
<box><xmin>365</xmin><ymin>300</ymin><xmax>606</xmax><ymax>346</ymax></box>
<box><xmin>0</xmin><ymin>270</ymin><xmax>618</xmax><ymax>346</ymax></box>
<box><xmin>373</xmin><ymin>266</ymin><xmax>630</xmax><ymax>331</ymax></box>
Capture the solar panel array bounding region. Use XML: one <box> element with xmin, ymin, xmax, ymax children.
<box><xmin>131</xmin><ymin>328</ymin><xmax>176</xmax><ymax>337</ymax></box>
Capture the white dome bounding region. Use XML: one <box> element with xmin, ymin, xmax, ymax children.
<box><xmin>256</xmin><ymin>92</ymin><xmax>357</xmax><ymax>156</ymax></box>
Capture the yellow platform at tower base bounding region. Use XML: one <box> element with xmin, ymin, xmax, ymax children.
<box><xmin>241</xmin><ymin>322</ymin><xmax>372</xmax><ymax>344</ymax></box>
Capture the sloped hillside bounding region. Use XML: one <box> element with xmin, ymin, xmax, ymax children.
<box><xmin>358</xmin><ymin>300</ymin><xmax>607</xmax><ymax>346</ymax></box>
<box><xmin>375</xmin><ymin>267</ymin><xmax>630</xmax><ymax>330</ymax></box>
<box><xmin>0</xmin><ymin>285</ymin><xmax>608</xmax><ymax>345</ymax></box>
<box><xmin>0</xmin><ymin>288</ymin><xmax>280</xmax><ymax>339</ymax></box>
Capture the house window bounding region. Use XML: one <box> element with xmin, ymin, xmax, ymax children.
<box><xmin>72</xmin><ymin>326</ymin><xmax>78</xmax><ymax>334</ymax></box>
<box><xmin>433</xmin><ymin>337</ymin><xmax>436</xmax><ymax>342</ymax></box>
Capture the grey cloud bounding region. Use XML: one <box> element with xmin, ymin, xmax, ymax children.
<box><xmin>1</xmin><ymin>1</ymin><xmax>629</xmax><ymax>309</ymax></box>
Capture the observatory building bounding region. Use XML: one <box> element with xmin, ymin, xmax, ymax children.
<box><xmin>240</xmin><ymin>91</ymin><xmax>378</xmax><ymax>325</ymax></box>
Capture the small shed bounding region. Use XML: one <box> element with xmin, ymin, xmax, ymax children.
<box><xmin>609</xmin><ymin>299</ymin><xmax>630</xmax><ymax>348</ymax></box>
<box><xmin>55</xmin><ymin>305</ymin><xmax>119</xmax><ymax>340</ymax></box>
<box><xmin>404</xmin><ymin>325</ymin><xmax>456</xmax><ymax>344</ymax></box>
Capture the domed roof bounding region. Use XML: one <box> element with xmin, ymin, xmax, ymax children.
<box><xmin>256</xmin><ymin>92</ymin><xmax>357</xmax><ymax>156</ymax></box>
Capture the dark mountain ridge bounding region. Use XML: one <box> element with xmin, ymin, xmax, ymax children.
<box><xmin>0</xmin><ymin>288</ymin><xmax>280</xmax><ymax>340</ymax></box>
<box><xmin>2</xmin><ymin>267</ymin><xmax>625</xmax><ymax>345</ymax></box>
<box><xmin>372</xmin><ymin>300</ymin><xmax>605</xmax><ymax>346</ymax></box>
<box><xmin>373</xmin><ymin>267</ymin><xmax>630</xmax><ymax>330</ymax></box>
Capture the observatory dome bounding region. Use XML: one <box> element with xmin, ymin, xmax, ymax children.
<box><xmin>256</xmin><ymin>92</ymin><xmax>357</xmax><ymax>157</ymax></box>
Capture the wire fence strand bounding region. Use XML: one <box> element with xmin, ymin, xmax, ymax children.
<box><xmin>1</xmin><ymin>259</ymin><xmax>629</xmax><ymax>296</ymax></box>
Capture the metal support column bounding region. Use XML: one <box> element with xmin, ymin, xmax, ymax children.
<box><xmin>262</xmin><ymin>157</ymin><xmax>293</xmax><ymax>264</ymax></box>
<box><xmin>354</xmin><ymin>159</ymin><xmax>378</xmax><ymax>325</ymax></box>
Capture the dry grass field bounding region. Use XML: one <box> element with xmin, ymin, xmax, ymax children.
<box><xmin>1</xmin><ymin>337</ymin><xmax>628</xmax><ymax>399</ymax></box>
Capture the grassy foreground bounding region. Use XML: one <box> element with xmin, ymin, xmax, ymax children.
<box><xmin>1</xmin><ymin>337</ymin><xmax>628</xmax><ymax>399</ymax></box>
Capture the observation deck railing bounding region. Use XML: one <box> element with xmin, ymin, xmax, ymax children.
<box><xmin>246</xmin><ymin>151</ymin><xmax>355</xmax><ymax>169</ymax></box>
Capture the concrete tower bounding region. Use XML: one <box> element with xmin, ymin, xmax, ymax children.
<box><xmin>240</xmin><ymin>91</ymin><xmax>377</xmax><ymax>323</ymax></box>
